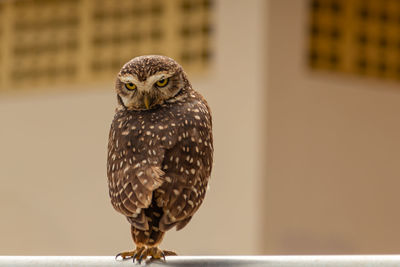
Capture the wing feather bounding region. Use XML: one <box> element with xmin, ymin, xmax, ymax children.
<box><xmin>157</xmin><ymin>110</ymin><xmax>213</xmax><ymax>231</ymax></box>
<box><xmin>107</xmin><ymin>115</ymin><xmax>166</xmax><ymax>226</ymax></box>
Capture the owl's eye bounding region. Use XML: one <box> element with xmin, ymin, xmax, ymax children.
<box><xmin>125</xmin><ymin>83</ymin><xmax>137</xmax><ymax>91</ymax></box>
<box><xmin>155</xmin><ymin>78</ymin><xmax>169</xmax><ymax>87</ymax></box>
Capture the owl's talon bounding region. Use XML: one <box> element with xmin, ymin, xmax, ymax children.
<box><xmin>161</xmin><ymin>250</ymin><xmax>166</xmax><ymax>261</ymax></box>
<box><xmin>132</xmin><ymin>252</ymin><xmax>138</xmax><ymax>261</ymax></box>
<box><xmin>115</xmin><ymin>251</ymin><xmax>135</xmax><ymax>261</ymax></box>
<box><xmin>131</xmin><ymin>246</ymin><xmax>144</xmax><ymax>263</ymax></box>
<box><xmin>137</xmin><ymin>253</ymin><xmax>145</xmax><ymax>264</ymax></box>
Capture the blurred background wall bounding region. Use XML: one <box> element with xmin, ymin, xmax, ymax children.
<box><xmin>265</xmin><ymin>0</ymin><xmax>400</xmax><ymax>254</ymax></box>
<box><xmin>0</xmin><ymin>0</ymin><xmax>266</xmax><ymax>255</ymax></box>
<box><xmin>1</xmin><ymin>0</ymin><xmax>400</xmax><ymax>256</ymax></box>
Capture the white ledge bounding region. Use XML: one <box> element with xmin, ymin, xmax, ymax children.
<box><xmin>1</xmin><ymin>255</ymin><xmax>400</xmax><ymax>266</ymax></box>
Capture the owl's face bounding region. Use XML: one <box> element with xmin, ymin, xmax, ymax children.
<box><xmin>115</xmin><ymin>55</ymin><xmax>189</xmax><ymax>110</ymax></box>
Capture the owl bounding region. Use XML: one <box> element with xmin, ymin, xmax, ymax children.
<box><xmin>107</xmin><ymin>55</ymin><xmax>213</xmax><ymax>262</ymax></box>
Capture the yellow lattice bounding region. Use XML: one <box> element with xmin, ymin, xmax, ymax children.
<box><xmin>308</xmin><ymin>0</ymin><xmax>400</xmax><ymax>80</ymax></box>
<box><xmin>0</xmin><ymin>0</ymin><xmax>213</xmax><ymax>91</ymax></box>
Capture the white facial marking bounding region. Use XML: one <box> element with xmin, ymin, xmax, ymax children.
<box><xmin>120</xmin><ymin>72</ymin><xmax>173</xmax><ymax>93</ymax></box>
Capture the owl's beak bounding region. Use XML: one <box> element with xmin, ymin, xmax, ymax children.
<box><xmin>143</xmin><ymin>95</ymin><xmax>151</xmax><ymax>109</ymax></box>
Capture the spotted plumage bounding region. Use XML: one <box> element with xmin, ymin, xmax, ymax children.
<box><xmin>107</xmin><ymin>55</ymin><xmax>213</xmax><ymax>262</ymax></box>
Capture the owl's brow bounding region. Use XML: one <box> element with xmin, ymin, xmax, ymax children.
<box><xmin>119</xmin><ymin>75</ymin><xmax>140</xmax><ymax>84</ymax></box>
<box><xmin>119</xmin><ymin>73</ymin><xmax>174</xmax><ymax>85</ymax></box>
<box><xmin>146</xmin><ymin>72</ymin><xmax>173</xmax><ymax>84</ymax></box>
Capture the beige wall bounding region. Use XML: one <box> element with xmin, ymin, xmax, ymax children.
<box><xmin>3</xmin><ymin>0</ymin><xmax>399</xmax><ymax>257</ymax></box>
<box><xmin>0</xmin><ymin>0</ymin><xmax>267</xmax><ymax>255</ymax></box>
<box><xmin>4</xmin><ymin>0</ymin><xmax>400</xmax><ymax>257</ymax></box>
<box><xmin>265</xmin><ymin>0</ymin><xmax>400</xmax><ymax>254</ymax></box>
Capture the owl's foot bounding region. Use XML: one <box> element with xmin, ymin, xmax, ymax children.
<box><xmin>136</xmin><ymin>247</ymin><xmax>178</xmax><ymax>263</ymax></box>
<box><xmin>115</xmin><ymin>249</ymin><xmax>138</xmax><ymax>260</ymax></box>
<box><xmin>115</xmin><ymin>246</ymin><xmax>177</xmax><ymax>263</ymax></box>
<box><xmin>115</xmin><ymin>246</ymin><xmax>145</xmax><ymax>261</ymax></box>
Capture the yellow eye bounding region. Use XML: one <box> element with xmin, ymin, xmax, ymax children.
<box><xmin>156</xmin><ymin>78</ymin><xmax>169</xmax><ymax>87</ymax></box>
<box><xmin>125</xmin><ymin>83</ymin><xmax>136</xmax><ymax>91</ymax></box>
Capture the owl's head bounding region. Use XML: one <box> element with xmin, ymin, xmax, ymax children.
<box><xmin>115</xmin><ymin>55</ymin><xmax>190</xmax><ymax>110</ymax></box>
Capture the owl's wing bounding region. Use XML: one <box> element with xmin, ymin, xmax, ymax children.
<box><xmin>157</xmin><ymin>122</ymin><xmax>213</xmax><ymax>232</ymax></box>
<box><xmin>108</xmin><ymin>122</ymin><xmax>165</xmax><ymax>231</ymax></box>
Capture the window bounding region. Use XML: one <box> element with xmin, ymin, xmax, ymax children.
<box><xmin>0</xmin><ymin>0</ymin><xmax>213</xmax><ymax>91</ymax></box>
